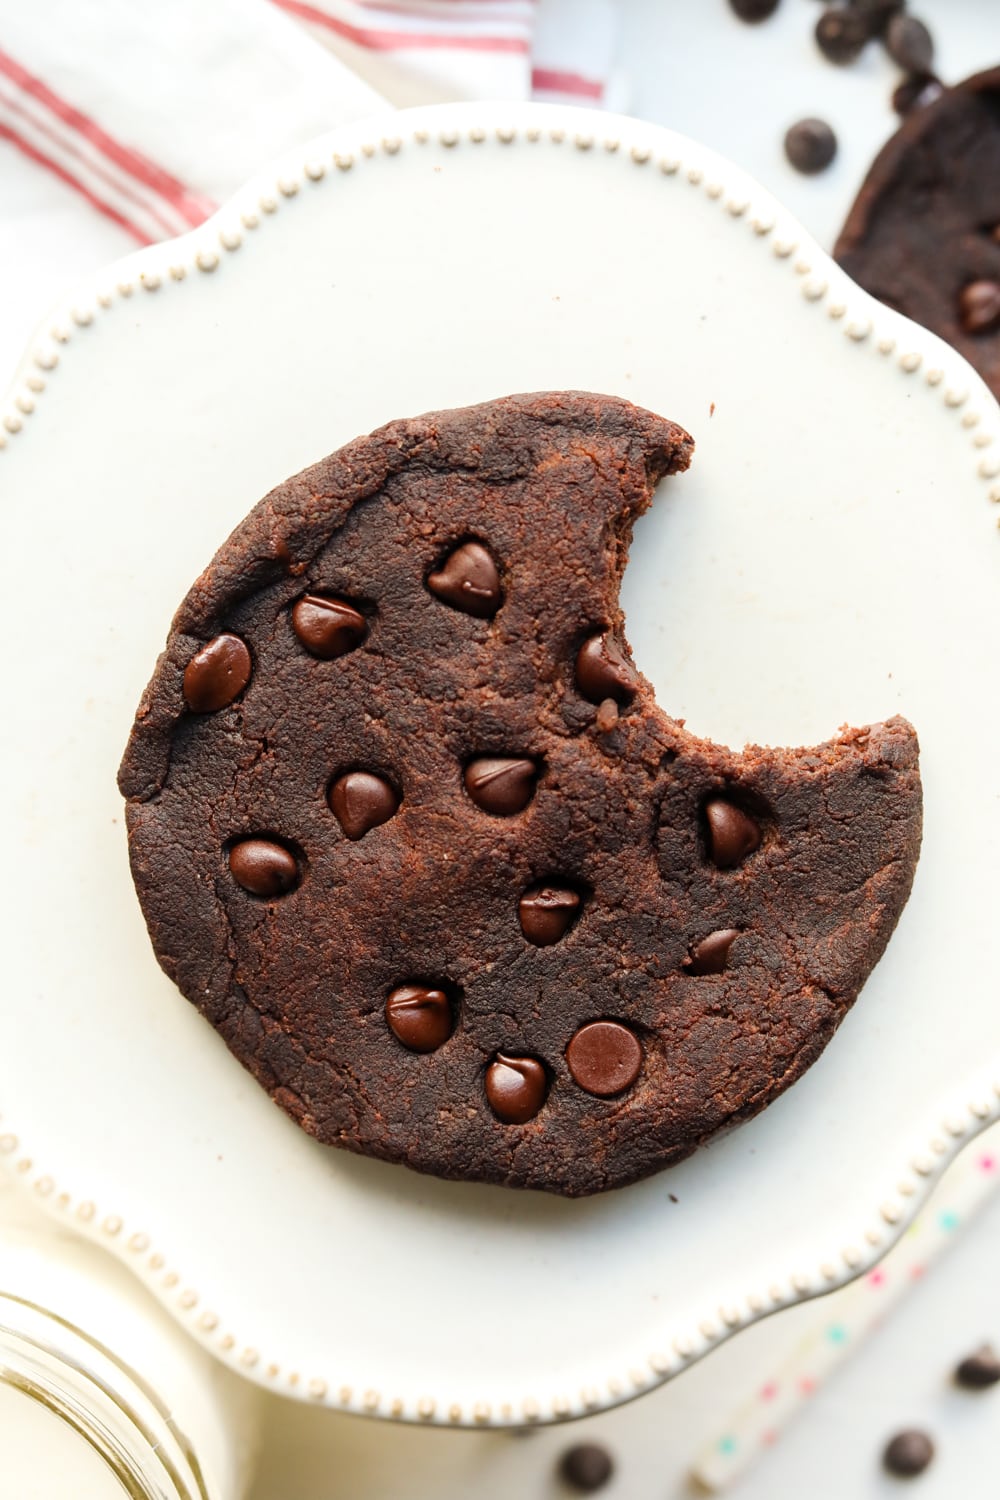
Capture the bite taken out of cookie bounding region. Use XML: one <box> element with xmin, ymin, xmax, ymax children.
<box><xmin>118</xmin><ymin>392</ymin><xmax>922</xmax><ymax>1197</ymax></box>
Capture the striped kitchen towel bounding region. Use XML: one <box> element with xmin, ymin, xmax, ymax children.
<box><xmin>281</xmin><ymin>0</ymin><xmax>622</xmax><ymax>109</ymax></box>
<box><xmin>0</xmin><ymin>0</ymin><xmax>621</xmax><ymax>250</ymax></box>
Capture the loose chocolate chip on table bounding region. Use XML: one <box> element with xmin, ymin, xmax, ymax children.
<box><xmin>290</xmin><ymin>594</ymin><xmax>367</xmax><ymax>659</ymax></box>
<box><xmin>576</xmin><ymin>631</ymin><xmax>639</xmax><ymax>705</ymax></box>
<box><xmin>959</xmin><ymin>281</ymin><xmax>1000</xmax><ymax>336</ymax></box>
<box><xmin>727</xmin><ymin>0</ymin><xmax>780</xmax><ymax>21</ymax></box>
<box><xmin>684</xmin><ymin>928</ymin><xmax>740</xmax><ymax>976</ymax></box>
<box><xmin>566</xmin><ymin>1021</ymin><xmax>643</xmax><ymax>1097</ymax></box>
<box><xmin>328</xmin><ymin>771</ymin><xmax>399</xmax><ymax>840</ymax></box>
<box><xmin>704</xmin><ymin>799</ymin><xmax>762</xmax><ymax>869</ymax></box>
<box><xmin>815</xmin><ymin>8</ymin><xmax>869</xmax><ymax>64</ymax></box>
<box><xmin>852</xmin><ymin>0</ymin><xmax>905</xmax><ymax>38</ymax></box>
<box><xmin>464</xmin><ymin>757</ymin><xmax>539</xmax><ymax>815</ymax></box>
<box><xmin>886</xmin><ymin>14</ymin><xmax>934</xmax><ymax>74</ymax></box>
<box><xmin>182</xmin><ymin>634</ymin><xmax>252</xmax><ymax>712</ymax></box>
<box><xmin>784</xmin><ymin>118</ymin><xmax>838</xmax><ymax>175</ymax></box>
<box><xmin>955</xmin><ymin>1344</ymin><xmax>1000</xmax><ymax>1389</ymax></box>
<box><xmin>485</xmin><ymin>1055</ymin><xmax>547</xmax><ymax>1123</ymax></box>
<box><xmin>228</xmin><ymin>838</ymin><xmax>300</xmax><ymax>897</ymax></box>
<box><xmin>559</xmin><ymin>1442</ymin><xmax>615</xmax><ymax>1493</ymax></box>
<box><xmin>426</xmin><ymin>540</ymin><xmax>502</xmax><ymax>618</ymax></box>
<box><xmin>883</xmin><ymin>1429</ymin><xmax>935</xmax><ymax>1477</ymax></box>
<box><xmin>518</xmin><ymin>884</ymin><xmax>582</xmax><ymax>946</ymax></box>
<box><xmin>385</xmin><ymin>985</ymin><xmax>453</xmax><ymax>1053</ymax></box>
<box><xmin>891</xmin><ymin>72</ymin><xmax>944</xmax><ymax>116</ymax></box>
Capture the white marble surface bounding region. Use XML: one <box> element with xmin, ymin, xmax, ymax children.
<box><xmin>2</xmin><ymin>3</ymin><xmax>999</xmax><ymax>1497</ymax></box>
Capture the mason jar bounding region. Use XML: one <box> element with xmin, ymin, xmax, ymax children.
<box><xmin>0</xmin><ymin>1178</ymin><xmax>259</xmax><ymax>1498</ymax></box>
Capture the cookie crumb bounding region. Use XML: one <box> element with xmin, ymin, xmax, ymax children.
<box><xmin>595</xmin><ymin>698</ymin><xmax>620</xmax><ymax>732</ymax></box>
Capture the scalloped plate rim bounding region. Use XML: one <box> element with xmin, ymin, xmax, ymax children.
<box><xmin>2</xmin><ymin>99</ymin><xmax>1000</xmax><ymax>1426</ymax></box>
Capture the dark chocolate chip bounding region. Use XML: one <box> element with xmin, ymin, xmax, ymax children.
<box><xmin>815</xmin><ymin>8</ymin><xmax>869</xmax><ymax>64</ymax></box>
<box><xmin>704</xmin><ymin>800</ymin><xmax>762</xmax><ymax>868</ymax></box>
<box><xmin>464</xmin><ymin>757</ymin><xmax>538</xmax><ymax>815</ymax></box>
<box><xmin>559</xmin><ymin>1442</ymin><xmax>615</xmax><ymax>1493</ymax></box>
<box><xmin>290</xmin><ymin>595</ymin><xmax>367</xmax><ymax>659</ymax></box>
<box><xmin>959</xmin><ymin>281</ymin><xmax>1000</xmax><ymax>336</ymax></box>
<box><xmin>328</xmin><ymin>771</ymin><xmax>399</xmax><ymax>840</ymax></box>
<box><xmin>576</xmin><ymin>631</ymin><xmax>639</xmax><ymax>705</ymax></box>
<box><xmin>519</xmin><ymin>884</ymin><xmax>582</xmax><ymax>947</ymax></box>
<box><xmin>892</xmin><ymin>72</ymin><xmax>944</xmax><ymax>116</ymax></box>
<box><xmin>182</xmin><ymin>634</ymin><xmax>252</xmax><ymax>712</ymax></box>
<box><xmin>485</xmin><ymin>1055</ymin><xmax>547</xmax><ymax>1123</ymax></box>
<box><xmin>727</xmin><ymin>0</ymin><xmax>780</xmax><ymax>21</ymax></box>
<box><xmin>427</xmin><ymin>541</ymin><xmax>502</xmax><ymax>618</ymax></box>
<box><xmin>883</xmin><ymin>1429</ymin><xmax>934</xmax><ymax>1477</ymax></box>
<box><xmin>955</xmin><ymin>1344</ymin><xmax>1000</xmax><ymax>1389</ymax></box>
<box><xmin>852</xmin><ymin>0</ymin><xmax>904</xmax><ymax>38</ymax></box>
<box><xmin>566</xmin><ymin>1021</ymin><xmax>642</xmax><ymax>1097</ymax></box>
<box><xmin>885</xmin><ymin>14</ymin><xmax>934</xmax><ymax>73</ymax></box>
<box><xmin>684</xmin><ymin>928</ymin><xmax>740</xmax><ymax>976</ymax></box>
<box><xmin>784</xmin><ymin>118</ymin><xmax>838</xmax><ymax>175</ymax></box>
<box><xmin>385</xmin><ymin>985</ymin><xmax>454</xmax><ymax>1052</ymax></box>
<box><xmin>228</xmin><ymin>838</ymin><xmax>299</xmax><ymax>897</ymax></box>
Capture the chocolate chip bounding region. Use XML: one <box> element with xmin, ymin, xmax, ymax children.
<box><xmin>228</xmin><ymin>838</ymin><xmax>299</xmax><ymax>897</ymax></box>
<box><xmin>886</xmin><ymin>15</ymin><xmax>934</xmax><ymax>73</ymax></box>
<box><xmin>576</xmin><ymin>631</ymin><xmax>639</xmax><ymax>706</ymax></box>
<box><xmin>385</xmin><ymin>985</ymin><xmax>453</xmax><ymax>1052</ymax></box>
<box><xmin>784</xmin><ymin>118</ymin><xmax>838</xmax><ymax>175</ymax></box>
<box><xmin>959</xmin><ymin>281</ymin><xmax>1000</xmax><ymax>336</ymax></box>
<box><xmin>559</xmin><ymin>1442</ymin><xmax>614</xmax><ymax>1492</ymax></box>
<box><xmin>704</xmin><ymin>800</ymin><xmax>762</xmax><ymax>868</ymax></box>
<box><xmin>883</xmin><ymin>1429</ymin><xmax>934</xmax><ymax>1477</ymax></box>
<box><xmin>566</xmin><ymin>1021</ymin><xmax>642</xmax><ymax>1097</ymax></box>
<box><xmin>519</xmin><ymin>884</ymin><xmax>581</xmax><ymax>946</ymax></box>
<box><xmin>727</xmin><ymin>0</ymin><xmax>779</xmax><ymax>20</ymax></box>
<box><xmin>328</xmin><ymin>771</ymin><xmax>399</xmax><ymax>840</ymax></box>
<box><xmin>955</xmin><ymin>1344</ymin><xmax>1000</xmax><ymax>1389</ymax></box>
<box><xmin>182</xmin><ymin>634</ymin><xmax>252</xmax><ymax>712</ymax></box>
<box><xmin>684</xmin><ymin>928</ymin><xmax>740</xmax><ymax>975</ymax></box>
<box><xmin>464</xmin><ymin>757</ymin><xmax>538</xmax><ymax>815</ymax></box>
<box><xmin>891</xmin><ymin>72</ymin><xmax>944</xmax><ymax>116</ymax></box>
<box><xmin>815</xmin><ymin>8</ymin><xmax>869</xmax><ymax>64</ymax></box>
<box><xmin>485</xmin><ymin>1055</ymin><xmax>547</xmax><ymax>1123</ymax></box>
<box><xmin>427</xmin><ymin>541</ymin><xmax>502</xmax><ymax>618</ymax></box>
<box><xmin>852</xmin><ymin>0</ymin><xmax>904</xmax><ymax>38</ymax></box>
<box><xmin>290</xmin><ymin>595</ymin><xmax>367</xmax><ymax>659</ymax></box>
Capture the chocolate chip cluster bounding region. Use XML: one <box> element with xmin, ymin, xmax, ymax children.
<box><xmin>179</xmin><ymin>535</ymin><xmax>765</xmax><ymax>1131</ymax></box>
<box><xmin>727</xmin><ymin>0</ymin><xmax>943</xmax><ymax>178</ymax></box>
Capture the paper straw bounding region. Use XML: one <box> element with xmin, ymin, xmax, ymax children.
<box><xmin>691</xmin><ymin>1128</ymin><xmax>1000</xmax><ymax>1492</ymax></box>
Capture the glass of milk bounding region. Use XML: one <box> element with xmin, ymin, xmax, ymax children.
<box><xmin>0</xmin><ymin>1177</ymin><xmax>259</xmax><ymax>1499</ymax></box>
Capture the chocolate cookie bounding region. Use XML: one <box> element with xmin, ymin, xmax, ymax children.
<box><xmin>836</xmin><ymin>68</ymin><xmax>1000</xmax><ymax>400</ymax></box>
<box><xmin>119</xmin><ymin>392</ymin><xmax>922</xmax><ymax>1196</ymax></box>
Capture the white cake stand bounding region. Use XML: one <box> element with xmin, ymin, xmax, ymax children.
<box><xmin>2</xmin><ymin>102</ymin><xmax>999</xmax><ymax>1427</ymax></box>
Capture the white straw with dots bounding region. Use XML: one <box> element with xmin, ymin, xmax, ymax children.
<box><xmin>691</xmin><ymin>1125</ymin><xmax>1000</xmax><ymax>1492</ymax></box>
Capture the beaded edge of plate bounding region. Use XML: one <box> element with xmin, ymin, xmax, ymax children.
<box><xmin>2</xmin><ymin>116</ymin><xmax>1000</xmax><ymax>1424</ymax></box>
<box><xmin>1</xmin><ymin>120</ymin><xmax>999</xmax><ymax>502</ymax></box>
<box><xmin>2</xmin><ymin>1089</ymin><xmax>998</xmax><ymax>1426</ymax></box>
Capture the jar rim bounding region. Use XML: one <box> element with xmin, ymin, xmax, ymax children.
<box><xmin>0</xmin><ymin>1289</ymin><xmax>211</xmax><ymax>1500</ymax></box>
